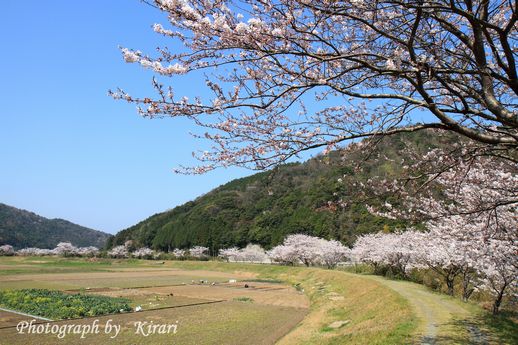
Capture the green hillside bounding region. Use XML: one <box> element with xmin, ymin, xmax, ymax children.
<box><xmin>0</xmin><ymin>203</ymin><xmax>111</xmax><ymax>249</ymax></box>
<box><xmin>111</xmin><ymin>130</ymin><xmax>458</xmax><ymax>253</ymax></box>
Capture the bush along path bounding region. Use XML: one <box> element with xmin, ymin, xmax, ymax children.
<box><xmin>366</xmin><ymin>276</ymin><xmax>492</xmax><ymax>344</ymax></box>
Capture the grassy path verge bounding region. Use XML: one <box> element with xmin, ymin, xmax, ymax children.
<box><xmin>365</xmin><ymin>276</ymin><xmax>518</xmax><ymax>344</ymax></box>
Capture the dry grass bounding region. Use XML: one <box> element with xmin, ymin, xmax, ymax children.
<box><xmin>274</xmin><ymin>269</ymin><xmax>416</xmax><ymax>345</ymax></box>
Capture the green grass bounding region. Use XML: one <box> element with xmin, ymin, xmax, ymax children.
<box><xmin>233</xmin><ymin>297</ymin><xmax>254</xmax><ymax>303</ymax></box>
<box><xmin>479</xmin><ymin>311</ymin><xmax>518</xmax><ymax>344</ymax></box>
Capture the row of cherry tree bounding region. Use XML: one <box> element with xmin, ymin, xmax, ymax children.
<box><xmin>0</xmin><ymin>241</ymin><xmax>213</xmax><ymax>260</ymax></box>
<box><xmin>2</xmin><ymin>228</ymin><xmax>514</xmax><ymax>315</ymax></box>
<box><xmin>109</xmin><ymin>235</ymin><xmax>351</xmax><ymax>267</ymax></box>
<box><xmin>267</xmin><ymin>235</ymin><xmax>350</xmax><ymax>268</ymax></box>
<box><xmin>1</xmin><ymin>236</ymin><xmax>350</xmax><ymax>268</ymax></box>
<box><xmin>106</xmin><ymin>242</ymin><xmax>210</xmax><ymax>259</ymax></box>
<box><xmin>352</xmin><ymin>230</ymin><xmax>516</xmax><ymax>315</ymax></box>
<box><xmin>0</xmin><ymin>243</ymin><xmax>100</xmax><ymax>257</ymax></box>
<box><xmin>218</xmin><ymin>235</ymin><xmax>350</xmax><ymax>269</ymax></box>
<box><xmin>353</xmin><ymin>151</ymin><xmax>517</xmax><ymax>315</ymax></box>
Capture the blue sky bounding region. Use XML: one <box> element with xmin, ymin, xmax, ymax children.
<box><xmin>0</xmin><ymin>0</ymin><xmax>255</xmax><ymax>234</ymax></box>
<box><xmin>0</xmin><ymin>1</ymin><xmax>434</xmax><ymax>235</ymax></box>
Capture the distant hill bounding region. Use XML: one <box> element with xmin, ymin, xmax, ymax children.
<box><xmin>0</xmin><ymin>203</ymin><xmax>111</xmax><ymax>249</ymax></box>
<box><xmin>110</xmin><ymin>130</ymin><xmax>459</xmax><ymax>253</ymax></box>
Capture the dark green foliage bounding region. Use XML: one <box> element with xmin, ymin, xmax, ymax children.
<box><xmin>0</xmin><ymin>289</ymin><xmax>131</xmax><ymax>319</ymax></box>
<box><xmin>0</xmin><ymin>203</ymin><xmax>111</xmax><ymax>249</ymax></box>
<box><xmin>111</xmin><ymin>131</ymin><xmax>459</xmax><ymax>251</ymax></box>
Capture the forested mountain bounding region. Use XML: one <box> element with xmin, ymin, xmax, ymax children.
<box><xmin>0</xmin><ymin>203</ymin><xmax>111</xmax><ymax>249</ymax></box>
<box><xmin>110</xmin><ymin>130</ymin><xmax>459</xmax><ymax>253</ymax></box>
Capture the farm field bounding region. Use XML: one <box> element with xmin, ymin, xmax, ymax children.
<box><xmin>0</xmin><ymin>257</ymin><xmax>516</xmax><ymax>344</ymax></box>
<box><xmin>0</xmin><ymin>257</ymin><xmax>308</xmax><ymax>345</ymax></box>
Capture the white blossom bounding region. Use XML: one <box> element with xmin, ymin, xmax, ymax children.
<box><xmin>0</xmin><ymin>244</ymin><xmax>15</xmax><ymax>256</ymax></box>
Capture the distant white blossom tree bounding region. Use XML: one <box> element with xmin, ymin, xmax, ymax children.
<box><xmin>132</xmin><ymin>247</ymin><xmax>155</xmax><ymax>259</ymax></box>
<box><xmin>77</xmin><ymin>246</ymin><xmax>100</xmax><ymax>258</ymax></box>
<box><xmin>319</xmin><ymin>239</ymin><xmax>351</xmax><ymax>269</ymax></box>
<box><xmin>16</xmin><ymin>248</ymin><xmax>54</xmax><ymax>256</ymax></box>
<box><xmin>218</xmin><ymin>247</ymin><xmax>240</xmax><ymax>262</ymax></box>
<box><xmin>268</xmin><ymin>234</ymin><xmax>349</xmax><ymax>267</ymax></box>
<box><xmin>283</xmin><ymin>234</ymin><xmax>323</xmax><ymax>267</ymax></box>
<box><xmin>267</xmin><ymin>244</ymin><xmax>299</xmax><ymax>266</ymax></box>
<box><xmin>53</xmin><ymin>242</ymin><xmax>79</xmax><ymax>257</ymax></box>
<box><xmin>411</xmin><ymin>231</ymin><xmax>479</xmax><ymax>298</ymax></box>
<box><xmin>218</xmin><ymin>244</ymin><xmax>270</xmax><ymax>263</ymax></box>
<box><xmin>239</xmin><ymin>244</ymin><xmax>270</xmax><ymax>263</ymax></box>
<box><xmin>171</xmin><ymin>248</ymin><xmax>187</xmax><ymax>258</ymax></box>
<box><xmin>0</xmin><ymin>245</ymin><xmax>15</xmax><ymax>256</ymax></box>
<box><xmin>108</xmin><ymin>245</ymin><xmax>129</xmax><ymax>258</ymax></box>
<box><xmin>476</xmin><ymin>239</ymin><xmax>517</xmax><ymax>314</ymax></box>
<box><xmin>188</xmin><ymin>246</ymin><xmax>209</xmax><ymax>258</ymax></box>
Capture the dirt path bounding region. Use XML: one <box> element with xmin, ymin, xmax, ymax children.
<box><xmin>366</xmin><ymin>276</ymin><xmax>488</xmax><ymax>344</ymax></box>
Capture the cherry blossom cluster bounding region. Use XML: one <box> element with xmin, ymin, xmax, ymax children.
<box><xmin>106</xmin><ymin>245</ymin><xmax>208</xmax><ymax>260</ymax></box>
<box><xmin>114</xmin><ymin>0</ymin><xmax>517</xmax><ymax>173</ymax></box>
<box><xmin>133</xmin><ymin>246</ymin><xmax>204</xmax><ymax>260</ymax></box>
<box><xmin>369</xmin><ymin>143</ymin><xmax>517</xmax><ymax>225</ymax></box>
<box><xmin>357</xmin><ymin>150</ymin><xmax>517</xmax><ymax>314</ymax></box>
<box><xmin>16</xmin><ymin>248</ymin><xmax>55</xmax><ymax>256</ymax></box>
<box><xmin>352</xmin><ymin>228</ymin><xmax>517</xmax><ymax>314</ymax></box>
<box><xmin>107</xmin><ymin>245</ymin><xmax>129</xmax><ymax>258</ymax></box>
<box><xmin>218</xmin><ymin>244</ymin><xmax>270</xmax><ymax>263</ymax></box>
<box><xmin>75</xmin><ymin>246</ymin><xmax>100</xmax><ymax>257</ymax></box>
<box><xmin>187</xmin><ymin>246</ymin><xmax>209</xmax><ymax>258</ymax></box>
<box><xmin>267</xmin><ymin>234</ymin><xmax>350</xmax><ymax>268</ymax></box>
<box><xmin>172</xmin><ymin>248</ymin><xmax>187</xmax><ymax>258</ymax></box>
<box><xmin>0</xmin><ymin>244</ymin><xmax>15</xmax><ymax>256</ymax></box>
<box><xmin>13</xmin><ymin>242</ymin><xmax>100</xmax><ymax>258</ymax></box>
<box><xmin>132</xmin><ymin>247</ymin><xmax>156</xmax><ymax>259</ymax></box>
<box><xmin>351</xmin><ymin>230</ymin><xmax>424</xmax><ymax>277</ymax></box>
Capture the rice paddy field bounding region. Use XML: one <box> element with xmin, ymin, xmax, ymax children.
<box><xmin>0</xmin><ymin>257</ymin><xmax>515</xmax><ymax>344</ymax></box>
